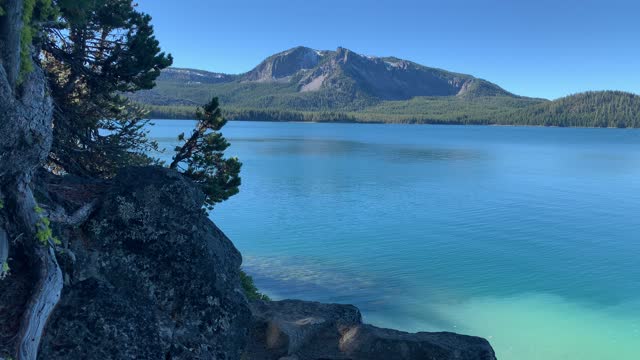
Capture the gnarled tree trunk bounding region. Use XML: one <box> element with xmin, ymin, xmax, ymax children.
<box><xmin>0</xmin><ymin>0</ymin><xmax>23</xmax><ymax>88</ymax></box>
<box><xmin>0</xmin><ymin>1</ymin><xmax>60</xmax><ymax>359</ymax></box>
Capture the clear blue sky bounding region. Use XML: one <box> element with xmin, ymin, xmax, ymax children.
<box><xmin>138</xmin><ymin>0</ymin><xmax>639</xmax><ymax>99</ymax></box>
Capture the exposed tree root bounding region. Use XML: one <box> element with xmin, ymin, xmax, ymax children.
<box><xmin>0</xmin><ymin>228</ymin><xmax>7</xmax><ymax>274</ymax></box>
<box><xmin>8</xmin><ymin>180</ymin><xmax>62</xmax><ymax>360</ymax></box>
<box><xmin>17</xmin><ymin>246</ymin><xmax>62</xmax><ymax>360</ymax></box>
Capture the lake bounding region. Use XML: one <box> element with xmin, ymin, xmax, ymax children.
<box><xmin>148</xmin><ymin>120</ymin><xmax>640</xmax><ymax>360</ymax></box>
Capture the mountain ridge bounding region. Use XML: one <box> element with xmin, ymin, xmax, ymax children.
<box><xmin>136</xmin><ymin>46</ymin><xmax>518</xmax><ymax>107</ymax></box>
<box><xmin>130</xmin><ymin>47</ymin><xmax>640</xmax><ymax>128</ymax></box>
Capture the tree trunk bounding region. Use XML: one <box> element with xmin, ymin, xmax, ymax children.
<box><xmin>0</xmin><ymin>1</ymin><xmax>59</xmax><ymax>358</ymax></box>
<box><xmin>0</xmin><ymin>0</ymin><xmax>23</xmax><ymax>88</ymax></box>
<box><xmin>11</xmin><ymin>178</ymin><xmax>62</xmax><ymax>360</ymax></box>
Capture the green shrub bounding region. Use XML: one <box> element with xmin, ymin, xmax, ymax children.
<box><xmin>240</xmin><ymin>270</ymin><xmax>270</xmax><ymax>301</ymax></box>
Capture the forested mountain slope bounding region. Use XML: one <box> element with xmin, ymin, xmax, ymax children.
<box><xmin>131</xmin><ymin>47</ymin><xmax>640</xmax><ymax>127</ymax></box>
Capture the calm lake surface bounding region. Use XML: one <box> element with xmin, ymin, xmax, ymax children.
<box><xmin>149</xmin><ymin>120</ymin><xmax>640</xmax><ymax>360</ymax></box>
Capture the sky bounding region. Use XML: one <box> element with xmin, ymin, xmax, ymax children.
<box><xmin>138</xmin><ymin>0</ymin><xmax>640</xmax><ymax>100</ymax></box>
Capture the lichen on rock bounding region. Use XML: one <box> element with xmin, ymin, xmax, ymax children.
<box><xmin>38</xmin><ymin>167</ymin><xmax>252</xmax><ymax>360</ymax></box>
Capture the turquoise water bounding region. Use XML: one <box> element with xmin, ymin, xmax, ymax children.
<box><xmin>149</xmin><ymin>120</ymin><xmax>640</xmax><ymax>360</ymax></box>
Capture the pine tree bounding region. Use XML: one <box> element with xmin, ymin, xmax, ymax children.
<box><xmin>43</xmin><ymin>0</ymin><xmax>173</xmax><ymax>177</ymax></box>
<box><xmin>171</xmin><ymin>97</ymin><xmax>242</xmax><ymax>210</ymax></box>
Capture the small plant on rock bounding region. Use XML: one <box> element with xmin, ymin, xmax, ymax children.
<box><xmin>240</xmin><ymin>270</ymin><xmax>270</xmax><ymax>301</ymax></box>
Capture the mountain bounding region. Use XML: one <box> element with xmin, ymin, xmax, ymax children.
<box><xmin>239</xmin><ymin>46</ymin><xmax>513</xmax><ymax>99</ymax></box>
<box><xmin>131</xmin><ymin>47</ymin><xmax>640</xmax><ymax>128</ymax></box>
<box><xmin>158</xmin><ymin>68</ymin><xmax>236</xmax><ymax>84</ymax></box>
<box><xmin>132</xmin><ymin>46</ymin><xmax>517</xmax><ymax>109</ymax></box>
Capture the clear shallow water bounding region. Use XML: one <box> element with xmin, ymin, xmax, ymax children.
<box><xmin>149</xmin><ymin>120</ymin><xmax>640</xmax><ymax>360</ymax></box>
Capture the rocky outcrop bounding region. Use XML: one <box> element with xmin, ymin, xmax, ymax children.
<box><xmin>1</xmin><ymin>17</ymin><xmax>60</xmax><ymax>358</ymax></box>
<box><xmin>246</xmin><ymin>300</ymin><xmax>496</xmax><ymax>360</ymax></box>
<box><xmin>37</xmin><ymin>167</ymin><xmax>252</xmax><ymax>360</ymax></box>
<box><xmin>244</xmin><ymin>46</ymin><xmax>322</xmax><ymax>82</ymax></box>
<box><xmin>2</xmin><ymin>166</ymin><xmax>498</xmax><ymax>359</ymax></box>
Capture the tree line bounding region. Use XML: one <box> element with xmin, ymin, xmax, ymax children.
<box><xmin>145</xmin><ymin>91</ymin><xmax>640</xmax><ymax>128</ymax></box>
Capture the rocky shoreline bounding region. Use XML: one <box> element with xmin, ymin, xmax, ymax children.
<box><xmin>1</xmin><ymin>166</ymin><xmax>495</xmax><ymax>359</ymax></box>
<box><xmin>247</xmin><ymin>299</ymin><xmax>494</xmax><ymax>360</ymax></box>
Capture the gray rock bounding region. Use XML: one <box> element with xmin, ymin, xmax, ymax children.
<box><xmin>246</xmin><ymin>300</ymin><xmax>496</xmax><ymax>360</ymax></box>
<box><xmin>246</xmin><ymin>300</ymin><xmax>362</xmax><ymax>359</ymax></box>
<box><xmin>27</xmin><ymin>165</ymin><xmax>495</xmax><ymax>360</ymax></box>
<box><xmin>38</xmin><ymin>166</ymin><xmax>252</xmax><ymax>360</ymax></box>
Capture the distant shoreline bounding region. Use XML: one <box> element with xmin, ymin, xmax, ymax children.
<box><xmin>144</xmin><ymin>91</ymin><xmax>640</xmax><ymax>128</ymax></box>
<box><xmin>148</xmin><ymin>118</ymin><xmax>638</xmax><ymax>130</ymax></box>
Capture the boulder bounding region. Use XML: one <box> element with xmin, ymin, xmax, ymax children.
<box><xmin>38</xmin><ymin>166</ymin><xmax>252</xmax><ymax>360</ymax></box>
<box><xmin>246</xmin><ymin>300</ymin><xmax>496</xmax><ymax>360</ymax></box>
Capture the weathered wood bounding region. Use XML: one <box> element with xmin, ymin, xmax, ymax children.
<box><xmin>17</xmin><ymin>245</ymin><xmax>62</xmax><ymax>360</ymax></box>
<box><xmin>11</xmin><ymin>179</ymin><xmax>63</xmax><ymax>360</ymax></box>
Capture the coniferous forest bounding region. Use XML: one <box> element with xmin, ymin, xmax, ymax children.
<box><xmin>145</xmin><ymin>91</ymin><xmax>640</xmax><ymax>128</ymax></box>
